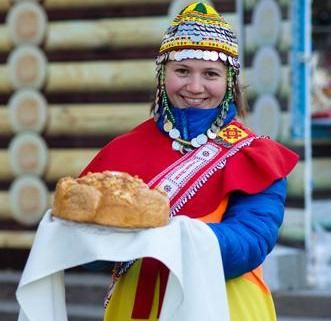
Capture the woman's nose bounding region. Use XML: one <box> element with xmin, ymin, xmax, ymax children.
<box><xmin>186</xmin><ymin>75</ymin><xmax>204</xmax><ymax>93</ymax></box>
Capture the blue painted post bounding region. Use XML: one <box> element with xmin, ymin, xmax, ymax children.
<box><xmin>291</xmin><ymin>0</ymin><xmax>313</xmax><ymax>268</ymax></box>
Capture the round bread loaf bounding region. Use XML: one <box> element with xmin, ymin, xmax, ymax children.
<box><xmin>52</xmin><ymin>171</ymin><xmax>170</xmax><ymax>228</ymax></box>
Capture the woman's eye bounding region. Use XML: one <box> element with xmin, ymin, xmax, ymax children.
<box><xmin>205</xmin><ymin>71</ymin><xmax>220</xmax><ymax>78</ymax></box>
<box><xmin>175</xmin><ymin>68</ymin><xmax>188</xmax><ymax>75</ymax></box>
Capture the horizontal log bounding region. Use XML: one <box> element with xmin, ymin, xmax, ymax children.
<box><xmin>0</xmin><ymin>0</ymin><xmax>9</xmax><ymax>12</ymax></box>
<box><xmin>0</xmin><ymin>189</ymin><xmax>53</xmax><ymax>221</ymax></box>
<box><xmin>0</xmin><ymin>148</ymin><xmax>98</xmax><ymax>182</ymax></box>
<box><xmin>0</xmin><ymin>0</ymin><xmax>171</xmax><ymax>12</ymax></box>
<box><xmin>47</xmin><ymin>103</ymin><xmax>150</xmax><ymax>136</ymax></box>
<box><xmin>287</xmin><ymin>158</ymin><xmax>331</xmax><ymax>197</ymax></box>
<box><xmin>0</xmin><ymin>13</ymin><xmax>235</xmax><ymax>52</ymax></box>
<box><xmin>46</xmin><ymin>148</ymin><xmax>100</xmax><ymax>180</ymax></box>
<box><xmin>0</xmin><ymin>107</ymin><xmax>11</xmax><ymax>135</ymax></box>
<box><xmin>0</xmin><ymin>65</ymin><xmax>12</xmax><ymax>92</ymax></box>
<box><xmin>244</xmin><ymin>0</ymin><xmax>290</xmax><ymax>10</ymax></box>
<box><xmin>46</xmin><ymin>16</ymin><xmax>170</xmax><ymax>50</ymax></box>
<box><xmin>244</xmin><ymin>65</ymin><xmax>290</xmax><ymax>99</ymax></box>
<box><xmin>0</xmin><ymin>25</ymin><xmax>11</xmax><ymax>52</ymax></box>
<box><xmin>250</xmin><ymin>94</ymin><xmax>281</xmax><ymax>139</ymax></box>
<box><xmin>0</xmin><ymin>102</ymin><xmax>150</xmax><ymax>136</ymax></box>
<box><xmin>0</xmin><ymin>191</ymin><xmax>10</xmax><ymax>219</ymax></box>
<box><xmin>0</xmin><ymin>230</ymin><xmax>35</xmax><ymax>249</ymax></box>
<box><xmin>0</xmin><ymin>59</ymin><xmax>155</xmax><ymax>93</ymax></box>
<box><xmin>245</xmin><ymin>21</ymin><xmax>290</xmax><ymax>53</ymax></box>
<box><xmin>44</xmin><ymin>0</ymin><xmax>170</xmax><ymax>9</ymax></box>
<box><xmin>0</xmin><ymin>150</ymin><xmax>11</xmax><ymax>180</ymax></box>
<box><xmin>0</xmin><ymin>58</ymin><xmax>289</xmax><ymax>97</ymax></box>
<box><xmin>46</xmin><ymin>60</ymin><xmax>155</xmax><ymax>92</ymax></box>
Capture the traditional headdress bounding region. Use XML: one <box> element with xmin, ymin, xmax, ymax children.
<box><xmin>156</xmin><ymin>2</ymin><xmax>240</xmax><ymax>70</ymax></box>
<box><xmin>154</xmin><ymin>2</ymin><xmax>240</xmax><ymax>153</ymax></box>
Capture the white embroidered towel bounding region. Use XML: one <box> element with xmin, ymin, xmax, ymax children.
<box><xmin>16</xmin><ymin>209</ymin><xmax>230</xmax><ymax>321</ymax></box>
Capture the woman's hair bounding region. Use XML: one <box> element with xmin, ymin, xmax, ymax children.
<box><xmin>233</xmin><ymin>75</ymin><xmax>248</xmax><ymax>117</ymax></box>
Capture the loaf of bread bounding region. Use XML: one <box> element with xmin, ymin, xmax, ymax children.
<box><xmin>52</xmin><ymin>171</ymin><xmax>170</xmax><ymax>228</ymax></box>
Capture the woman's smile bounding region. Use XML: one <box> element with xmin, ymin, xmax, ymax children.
<box><xmin>180</xmin><ymin>95</ymin><xmax>207</xmax><ymax>106</ymax></box>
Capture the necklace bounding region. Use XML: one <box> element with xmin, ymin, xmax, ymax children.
<box><xmin>162</xmin><ymin>87</ymin><xmax>233</xmax><ymax>153</ymax></box>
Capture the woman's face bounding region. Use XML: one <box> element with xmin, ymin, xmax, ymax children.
<box><xmin>164</xmin><ymin>59</ymin><xmax>227</xmax><ymax>109</ymax></box>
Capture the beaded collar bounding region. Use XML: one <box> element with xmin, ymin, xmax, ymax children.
<box><xmin>156</xmin><ymin>102</ymin><xmax>237</xmax><ymax>153</ymax></box>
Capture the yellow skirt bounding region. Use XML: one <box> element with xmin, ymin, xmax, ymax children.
<box><xmin>103</xmin><ymin>259</ymin><xmax>277</xmax><ymax>321</ymax></box>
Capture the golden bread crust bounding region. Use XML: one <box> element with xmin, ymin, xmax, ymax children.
<box><xmin>52</xmin><ymin>171</ymin><xmax>170</xmax><ymax>228</ymax></box>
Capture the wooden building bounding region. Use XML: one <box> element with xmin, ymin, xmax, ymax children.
<box><xmin>0</xmin><ymin>0</ymin><xmax>330</xmax><ymax>269</ymax></box>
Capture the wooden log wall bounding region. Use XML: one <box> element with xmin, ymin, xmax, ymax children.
<box><xmin>0</xmin><ymin>0</ymin><xmax>235</xmax><ymax>254</ymax></box>
<box><xmin>0</xmin><ymin>0</ymin><xmax>329</xmax><ymax>254</ymax></box>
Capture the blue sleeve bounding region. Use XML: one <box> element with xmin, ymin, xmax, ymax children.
<box><xmin>208</xmin><ymin>178</ymin><xmax>287</xmax><ymax>279</ymax></box>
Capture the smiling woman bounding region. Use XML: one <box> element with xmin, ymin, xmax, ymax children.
<box><xmin>75</xmin><ymin>2</ymin><xmax>299</xmax><ymax>321</ymax></box>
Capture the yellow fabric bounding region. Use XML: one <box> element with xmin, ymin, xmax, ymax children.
<box><xmin>226</xmin><ymin>276</ymin><xmax>276</xmax><ymax>321</ymax></box>
<box><xmin>103</xmin><ymin>197</ymin><xmax>277</xmax><ymax>321</ymax></box>
<box><xmin>104</xmin><ymin>260</ymin><xmax>160</xmax><ymax>321</ymax></box>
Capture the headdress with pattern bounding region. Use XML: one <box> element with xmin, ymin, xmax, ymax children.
<box><xmin>153</xmin><ymin>2</ymin><xmax>240</xmax><ymax>154</ymax></box>
<box><xmin>156</xmin><ymin>1</ymin><xmax>240</xmax><ymax>71</ymax></box>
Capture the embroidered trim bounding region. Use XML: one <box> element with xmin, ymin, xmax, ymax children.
<box><xmin>147</xmin><ymin>146</ymin><xmax>194</xmax><ymax>187</ymax></box>
<box><xmin>170</xmin><ymin>136</ymin><xmax>265</xmax><ymax>215</ymax></box>
<box><xmin>157</xmin><ymin>144</ymin><xmax>220</xmax><ymax>199</ymax></box>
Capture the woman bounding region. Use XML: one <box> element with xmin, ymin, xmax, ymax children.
<box><xmin>80</xmin><ymin>2</ymin><xmax>299</xmax><ymax>321</ymax></box>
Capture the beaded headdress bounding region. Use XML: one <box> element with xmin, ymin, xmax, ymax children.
<box><xmin>156</xmin><ymin>2</ymin><xmax>240</xmax><ymax>70</ymax></box>
<box><xmin>154</xmin><ymin>2</ymin><xmax>240</xmax><ymax>153</ymax></box>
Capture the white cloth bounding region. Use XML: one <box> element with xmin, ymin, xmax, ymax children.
<box><xmin>16</xmin><ymin>209</ymin><xmax>230</xmax><ymax>321</ymax></box>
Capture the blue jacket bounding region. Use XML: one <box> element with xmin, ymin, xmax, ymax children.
<box><xmin>208</xmin><ymin>178</ymin><xmax>286</xmax><ymax>279</ymax></box>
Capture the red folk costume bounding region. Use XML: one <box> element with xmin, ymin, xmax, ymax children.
<box><xmin>81</xmin><ymin>118</ymin><xmax>298</xmax><ymax>321</ymax></box>
<box><xmin>80</xmin><ymin>2</ymin><xmax>299</xmax><ymax>320</ymax></box>
<box><xmin>81</xmin><ymin>119</ymin><xmax>297</xmax><ymax>220</ymax></box>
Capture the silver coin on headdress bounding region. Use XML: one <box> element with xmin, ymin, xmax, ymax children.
<box><xmin>210</xmin><ymin>51</ymin><xmax>219</xmax><ymax>61</ymax></box>
<box><xmin>174</xmin><ymin>51</ymin><xmax>182</xmax><ymax>61</ymax></box>
<box><xmin>187</xmin><ymin>49</ymin><xmax>195</xmax><ymax>59</ymax></box>
<box><xmin>219</xmin><ymin>52</ymin><xmax>227</xmax><ymax>62</ymax></box>
<box><xmin>195</xmin><ymin>50</ymin><xmax>204</xmax><ymax>59</ymax></box>
<box><xmin>169</xmin><ymin>51</ymin><xmax>176</xmax><ymax>60</ymax></box>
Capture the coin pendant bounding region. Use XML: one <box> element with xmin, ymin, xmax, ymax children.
<box><xmin>191</xmin><ymin>138</ymin><xmax>200</xmax><ymax>148</ymax></box>
<box><xmin>163</xmin><ymin>121</ymin><xmax>173</xmax><ymax>132</ymax></box>
<box><xmin>207</xmin><ymin>129</ymin><xmax>217</xmax><ymax>139</ymax></box>
<box><xmin>169</xmin><ymin>128</ymin><xmax>180</xmax><ymax>139</ymax></box>
<box><xmin>196</xmin><ymin>134</ymin><xmax>208</xmax><ymax>145</ymax></box>
<box><xmin>172</xmin><ymin>140</ymin><xmax>181</xmax><ymax>151</ymax></box>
